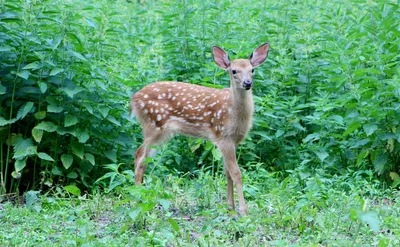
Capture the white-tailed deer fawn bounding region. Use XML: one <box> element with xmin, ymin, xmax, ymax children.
<box><xmin>130</xmin><ymin>43</ymin><xmax>269</xmax><ymax>215</ymax></box>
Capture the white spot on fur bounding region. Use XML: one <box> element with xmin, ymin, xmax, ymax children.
<box><xmin>157</xmin><ymin>115</ymin><xmax>162</xmax><ymax>121</ymax></box>
<box><xmin>144</xmin><ymin>94</ymin><xmax>148</xmax><ymax>98</ymax></box>
<box><xmin>217</xmin><ymin>110</ymin><xmax>222</xmax><ymax>119</ymax></box>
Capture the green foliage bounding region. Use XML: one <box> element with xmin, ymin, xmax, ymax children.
<box><xmin>1</xmin><ymin>0</ymin><xmax>399</xmax><ymax>195</ymax></box>
<box><xmin>0</xmin><ymin>0</ymin><xmax>137</xmax><ymax>193</ymax></box>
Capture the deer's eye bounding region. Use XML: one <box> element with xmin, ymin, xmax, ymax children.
<box><xmin>232</xmin><ymin>69</ymin><xmax>237</xmax><ymax>74</ymax></box>
<box><xmin>251</xmin><ymin>68</ymin><xmax>254</xmax><ymax>73</ymax></box>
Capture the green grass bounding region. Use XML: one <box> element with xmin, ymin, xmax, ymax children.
<box><xmin>1</xmin><ymin>170</ymin><xmax>399</xmax><ymax>246</ymax></box>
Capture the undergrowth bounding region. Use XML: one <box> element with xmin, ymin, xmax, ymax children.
<box><xmin>1</xmin><ymin>169</ymin><xmax>399</xmax><ymax>246</ymax></box>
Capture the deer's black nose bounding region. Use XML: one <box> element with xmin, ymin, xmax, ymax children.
<box><xmin>243</xmin><ymin>80</ymin><xmax>252</xmax><ymax>90</ymax></box>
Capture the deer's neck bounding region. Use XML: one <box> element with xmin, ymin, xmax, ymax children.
<box><xmin>231</xmin><ymin>88</ymin><xmax>254</xmax><ymax>116</ymax></box>
<box><xmin>228</xmin><ymin>88</ymin><xmax>254</xmax><ymax>143</ymax></box>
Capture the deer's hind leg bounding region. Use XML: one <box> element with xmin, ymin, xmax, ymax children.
<box><xmin>134</xmin><ymin>129</ymin><xmax>166</xmax><ymax>185</ymax></box>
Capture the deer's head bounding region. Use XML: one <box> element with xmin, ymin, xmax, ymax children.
<box><xmin>212</xmin><ymin>43</ymin><xmax>269</xmax><ymax>90</ymax></box>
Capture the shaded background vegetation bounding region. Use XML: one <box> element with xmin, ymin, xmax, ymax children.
<box><xmin>1</xmin><ymin>0</ymin><xmax>399</xmax><ymax>194</ymax></box>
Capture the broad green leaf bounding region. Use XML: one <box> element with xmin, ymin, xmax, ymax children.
<box><xmin>168</xmin><ymin>218</ymin><xmax>180</xmax><ymax>232</ymax></box>
<box><xmin>314</xmin><ymin>150</ymin><xmax>328</xmax><ymax>162</ymax></box>
<box><xmin>0</xmin><ymin>45</ymin><xmax>12</xmax><ymax>51</ymax></box>
<box><xmin>32</xmin><ymin>128</ymin><xmax>43</xmax><ymax>142</ymax></box>
<box><xmin>303</xmin><ymin>133</ymin><xmax>320</xmax><ymax>143</ymax></box>
<box><xmin>344</xmin><ymin>122</ymin><xmax>361</xmax><ymax>136</ymax></box>
<box><xmin>356</xmin><ymin>150</ymin><xmax>369</xmax><ymax>166</ymax></box>
<box><xmin>17</xmin><ymin>70</ymin><xmax>30</xmax><ymax>80</ymax></box>
<box><xmin>378</xmin><ymin>238</ymin><xmax>390</xmax><ymax>247</ymax></box>
<box><xmin>107</xmin><ymin>115</ymin><xmax>121</xmax><ymax>126</ymax></box>
<box><xmin>275</xmin><ymin>129</ymin><xmax>284</xmax><ymax>138</ymax></box>
<box><xmin>23</xmin><ymin>62</ymin><xmax>41</xmax><ymax>70</ymax></box>
<box><xmin>159</xmin><ymin>199</ymin><xmax>170</xmax><ymax>211</ymax></box>
<box><xmin>71</xmin><ymin>142</ymin><xmax>84</xmax><ymax>159</ymax></box>
<box><xmin>11</xmin><ymin>171</ymin><xmax>21</xmax><ymax>179</ymax></box>
<box><xmin>363</xmin><ymin>124</ymin><xmax>378</xmax><ymax>136</ymax></box>
<box><xmin>15</xmin><ymin>158</ymin><xmax>27</xmax><ymax>172</ymax></box>
<box><xmin>25</xmin><ymin>191</ymin><xmax>42</xmax><ymax>212</ymax></box>
<box><xmin>50</xmin><ymin>68</ymin><xmax>64</xmax><ymax>76</ymax></box>
<box><xmin>47</xmin><ymin>104</ymin><xmax>64</xmax><ymax>113</ymax></box>
<box><xmin>38</xmin><ymin>82</ymin><xmax>47</xmax><ymax>93</ymax></box>
<box><xmin>34</xmin><ymin>111</ymin><xmax>46</xmax><ymax>120</ymax></box>
<box><xmin>71</xmin><ymin>51</ymin><xmax>87</xmax><ymax>61</ymax></box>
<box><xmin>76</xmin><ymin>129</ymin><xmax>90</xmax><ymax>143</ymax></box>
<box><xmin>293</xmin><ymin>120</ymin><xmax>306</xmax><ymax>131</ymax></box>
<box><xmin>34</xmin><ymin>121</ymin><xmax>58</xmax><ymax>132</ymax></box>
<box><xmin>373</xmin><ymin>152</ymin><xmax>388</xmax><ymax>175</ymax></box>
<box><xmin>13</xmin><ymin>137</ymin><xmax>36</xmax><ymax>159</ymax></box>
<box><xmin>105</xmin><ymin>150</ymin><xmax>117</xmax><ymax>162</ymax></box>
<box><xmin>0</xmin><ymin>116</ymin><xmax>18</xmax><ymax>126</ymax></box>
<box><xmin>99</xmin><ymin>107</ymin><xmax>110</xmax><ymax>118</ymax></box>
<box><xmin>64</xmin><ymin>185</ymin><xmax>81</xmax><ymax>196</ymax></box>
<box><xmin>138</xmin><ymin>202</ymin><xmax>156</xmax><ymax>212</ymax></box>
<box><xmin>129</xmin><ymin>208</ymin><xmax>142</xmax><ymax>221</ymax></box>
<box><xmin>252</xmin><ymin>131</ymin><xmax>272</xmax><ymax>141</ymax></box>
<box><xmin>82</xmin><ymin>103</ymin><xmax>94</xmax><ymax>114</ymax></box>
<box><xmin>58</xmin><ymin>87</ymin><xmax>84</xmax><ymax>98</ymax></box>
<box><xmin>64</xmin><ymin>115</ymin><xmax>78</xmax><ymax>127</ymax></box>
<box><xmin>67</xmin><ymin>172</ymin><xmax>78</xmax><ymax>179</ymax></box>
<box><xmin>360</xmin><ymin>211</ymin><xmax>380</xmax><ymax>232</ymax></box>
<box><xmin>38</xmin><ymin>152</ymin><xmax>54</xmax><ymax>162</ymax></box>
<box><xmin>16</xmin><ymin>102</ymin><xmax>34</xmax><ymax>120</ymax></box>
<box><xmin>85</xmin><ymin>153</ymin><xmax>95</xmax><ymax>166</ymax></box>
<box><xmin>52</xmin><ymin>166</ymin><xmax>63</xmax><ymax>176</ymax></box>
<box><xmin>0</xmin><ymin>83</ymin><xmax>6</xmax><ymax>94</ymax></box>
<box><xmin>351</xmin><ymin>138</ymin><xmax>370</xmax><ymax>149</ymax></box>
<box><xmin>389</xmin><ymin>172</ymin><xmax>399</xmax><ymax>181</ymax></box>
<box><xmin>61</xmin><ymin>154</ymin><xmax>73</xmax><ymax>169</ymax></box>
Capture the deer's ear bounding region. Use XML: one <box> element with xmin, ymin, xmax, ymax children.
<box><xmin>249</xmin><ymin>43</ymin><xmax>269</xmax><ymax>67</ymax></box>
<box><xmin>212</xmin><ymin>46</ymin><xmax>230</xmax><ymax>69</ymax></box>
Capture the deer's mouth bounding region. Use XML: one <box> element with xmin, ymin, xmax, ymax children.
<box><xmin>243</xmin><ymin>84</ymin><xmax>252</xmax><ymax>90</ymax></box>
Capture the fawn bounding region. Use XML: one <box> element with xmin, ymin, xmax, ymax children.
<box><xmin>130</xmin><ymin>43</ymin><xmax>269</xmax><ymax>215</ymax></box>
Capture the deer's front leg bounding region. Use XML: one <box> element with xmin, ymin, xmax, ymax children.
<box><xmin>218</xmin><ymin>141</ymin><xmax>248</xmax><ymax>215</ymax></box>
<box><xmin>224</xmin><ymin>164</ymin><xmax>234</xmax><ymax>210</ymax></box>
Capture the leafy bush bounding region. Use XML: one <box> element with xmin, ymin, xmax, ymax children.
<box><xmin>0</xmin><ymin>0</ymin><xmax>137</xmax><ymax>193</ymax></box>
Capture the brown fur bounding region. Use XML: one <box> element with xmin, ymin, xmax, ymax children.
<box><xmin>131</xmin><ymin>43</ymin><xmax>270</xmax><ymax>215</ymax></box>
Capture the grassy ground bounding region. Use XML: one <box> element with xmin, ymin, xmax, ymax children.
<box><xmin>1</xmin><ymin>169</ymin><xmax>399</xmax><ymax>246</ymax></box>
